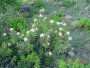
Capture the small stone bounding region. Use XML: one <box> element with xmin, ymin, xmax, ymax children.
<box><xmin>68</xmin><ymin>51</ymin><xmax>75</xmax><ymax>57</ymax></box>
<box><xmin>65</xmin><ymin>15</ymin><xmax>72</xmax><ymax>19</ymax></box>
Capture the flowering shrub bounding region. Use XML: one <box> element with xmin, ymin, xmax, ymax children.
<box><xmin>0</xmin><ymin>9</ymin><xmax>72</xmax><ymax>67</ymax></box>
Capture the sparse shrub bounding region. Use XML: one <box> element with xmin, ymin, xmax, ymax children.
<box><xmin>61</xmin><ymin>0</ymin><xmax>77</xmax><ymax>8</ymax></box>
<box><xmin>33</xmin><ymin>0</ymin><xmax>45</xmax><ymax>7</ymax></box>
<box><xmin>77</xmin><ymin>18</ymin><xmax>90</xmax><ymax>31</ymax></box>
<box><xmin>51</xmin><ymin>11</ymin><xmax>63</xmax><ymax>21</ymax></box>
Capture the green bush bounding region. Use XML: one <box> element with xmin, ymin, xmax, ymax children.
<box><xmin>51</xmin><ymin>11</ymin><xmax>63</xmax><ymax>21</ymax></box>
<box><xmin>77</xmin><ymin>18</ymin><xmax>90</xmax><ymax>31</ymax></box>
<box><xmin>0</xmin><ymin>9</ymin><xmax>72</xmax><ymax>67</ymax></box>
<box><xmin>0</xmin><ymin>0</ymin><xmax>17</xmax><ymax>5</ymax></box>
<box><xmin>0</xmin><ymin>0</ymin><xmax>18</xmax><ymax>10</ymax></box>
<box><xmin>34</xmin><ymin>0</ymin><xmax>45</xmax><ymax>7</ymax></box>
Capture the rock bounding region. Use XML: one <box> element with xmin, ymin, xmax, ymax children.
<box><xmin>20</xmin><ymin>6</ymin><xmax>31</xmax><ymax>12</ymax></box>
<box><xmin>68</xmin><ymin>51</ymin><xmax>75</xmax><ymax>57</ymax></box>
<box><xmin>24</xmin><ymin>12</ymin><xmax>31</xmax><ymax>18</ymax></box>
<box><xmin>65</xmin><ymin>15</ymin><xmax>72</xmax><ymax>19</ymax></box>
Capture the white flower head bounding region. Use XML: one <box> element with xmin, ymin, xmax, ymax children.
<box><xmin>16</xmin><ymin>32</ymin><xmax>20</xmax><ymax>36</ymax></box>
<box><xmin>39</xmin><ymin>9</ymin><xmax>45</xmax><ymax>13</ymax></box>
<box><xmin>58</xmin><ymin>32</ymin><xmax>62</xmax><ymax>36</ymax></box>
<box><xmin>30</xmin><ymin>28</ymin><xmax>35</xmax><ymax>32</ymax></box>
<box><xmin>66</xmin><ymin>31</ymin><xmax>70</xmax><ymax>35</ymax></box>
<box><xmin>44</xmin><ymin>17</ymin><xmax>47</xmax><ymax>19</ymax></box>
<box><xmin>41</xmin><ymin>9</ymin><xmax>45</xmax><ymax>12</ymax></box>
<box><xmin>60</xmin><ymin>22</ymin><xmax>63</xmax><ymax>24</ymax></box>
<box><xmin>59</xmin><ymin>28</ymin><xmax>63</xmax><ymax>31</ymax></box>
<box><xmin>10</xmin><ymin>28</ymin><xmax>14</xmax><ymax>31</ymax></box>
<box><xmin>68</xmin><ymin>37</ymin><xmax>72</xmax><ymax>41</ymax></box>
<box><xmin>32</xmin><ymin>24</ymin><xmax>35</xmax><ymax>27</ymax></box>
<box><xmin>39</xmin><ymin>9</ymin><xmax>42</xmax><ymax>12</ymax></box>
<box><xmin>26</xmin><ymin>31</ymin><xmax>30</xmax><ymax>34</ymax></box>
<box><xmin>56</xmin><ymin>22</ymin><xmax>60</xmax><ymax>25</ymax></box>
<box><xmin>35</xmin><ymin>28</ymin><xmax>38</xmax><ymax>31</ymax></box>
<box><xmin>63</xmin><ymin>23</ymin><xmax>67</xmax><ymax>26</ymax></box>
<box><xmin>34</xmin><ymin>19</ymin><xmax>37</xmax><ymax>22</ymax></box>
<box><xmin>47</xmin><ymin>35</ymin><xmax>50</xmax><ymax>38</ymax></box>
<box><xmin>8</xmin><ymin>43</ymin><xmax>11</xmax><ymax>46</ymax></box>
<box><xmin>43</xmin><ymin>17</ymin><xmax>47</xmax><ymax>21</ymax></box>
<box><xmin>24</xmin><ymin>37</ymin><xmax>28</xmax><ymax>42</ymax></box>
<box><xmin>55</xmin><ymin>30</ymin><xmax>57</xmax><ymax>33</ymax></box>
<box><xmin>48</xmin><ymin>51</ymin><xmax>52</xmax><ymax>56</ymax></box>
<box><xmin>50</xmin><ymin>20</ymin><xmax>54</xmax><ymax>24</ymax></box>
<box><xmin>3</xmin><ymin>33</ymin><xmax>7</xmax><ymax>36</ymax></box>
<box><xmin>47</xmin><ymin>42</ymin><xmax>50</xmax><ymax>45</ymax></box>
<box><xmin>40</xmin><ymin>33</ymin><xmax>45</xmax><ymax>38</ymax></box>
<box><xmin>39</xmin><ymin>14</ymin><xmax>43</xmax><ymax>17</ymax></box>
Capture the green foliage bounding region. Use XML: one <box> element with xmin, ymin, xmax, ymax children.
<box><xmin>0</xmin><ymin>0</ymin><xmax>18</xmax><ymax>10</ymax></box>
<box><xmin>61</xmin><ymin>0</ymin><xmax>77</xmax><ymax>8</ymax></box>
<box><xmin>0</xmin><ymin>0</ymin><xmax>17</xmax><ymax>5</ymax></box>
<box><xmin>30</xmin><ymin>6</ymin><xmax>39</xmax><ymax>16</ymax></box>
<box><xmin>0</xmin><ymin>0</ymin><xmax>90</xmax><ymax>67</ymax></box>
<box><xmin>5</xmin><ymin>10</ymin><xmax>28</xmax><ymax>31</ymax></box>
<box><xmin>77</xmin><ymin>18</ymin><xmax>90</xmax><ymax>31</ymax></box>
<box><xmin>34</xmin><ymin>0</ymin><xmax>45</xmax><ymax>7</ymax></box>
<box><xmin>30</xmin><ymin>0</ymin><xmax>45</xmax><ymax>16</ymax></box>
<box><xmin>57</xmin><ymin>59</ymin><xmax>67</xmax><ymax>68</ymax></box>
<box><xmin>0</xmin><ymin>9</ymin><xmax>72</xmax><ymax>67</ymax></box>
<box><xmin>57</xmin><ymin>59</ymin><xmax>90</xmax><ymax>68</ymax></box>
<box><xmin>51</xmin><ymin>11</ymin><xmax>63</xmax><ymax>21</ymax></box>
<box><xmin>16</xmin><ymin>53</ymin><xmax>40</xmax><ymax>68</ymax></box>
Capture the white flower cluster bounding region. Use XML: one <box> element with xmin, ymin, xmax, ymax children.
<box><xmin>50</xmin><ymin>20</ymin><xmax>54</xmax><ymax>24</ymax></box>
<box><xmin>30</xmin><ymin>28</ymin><xmax>35</xmax><ymax>32</ymax></box>
<box><xmin>43</xmin><ymin>17</ymin><xmax>47</xmax><ymax>21</ymax></box>
<box><xmin>16</xmin><ymin>32</ymin><xmax>20</xmax><ymax>36</ymax></box>
<box><xmin>34</xmin><ymin>19</ymin><xmax>37</xmax><ymax>22</ymax></box>
<box><xmin>40</xmin><ymin>33</ymin><xmax>46</xmax><ymax>38</ymax></box>
<box><xmin>39</xmin><ymin>9</ymin><xmax>45</xmax><ymax>13</ymax></box>
<box><xmin>24</xmin><ymin>37</ymin><xmax>28</xmax><ymax>42</ymax></box>
<box><xmin>48</xmin><ymin>51</ymin><xmax>52</xmax><ymax>56</ymax></box>
<box><xmin>49</xmin><ymin>20</ymin><xmax>72</xmax><ymax>41</ymax></box>
<box><xmin>10</xmin><ymin>28</ymin><xmax>14</xmax><ymax>31</ymax></box>
<box><xmin>3</xmin><ymin>33</ymin><xmax>7</xmax><ymax>36</ymax></box>
<box><xmin>3</xmin><ymin>8</ymin><xmax>72</xmax><ymax>54</ymax></box>
<box><xmin>39</xmin><ymin>14</ymin><xmax>43</xmax><ymax>17</ymax></box>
